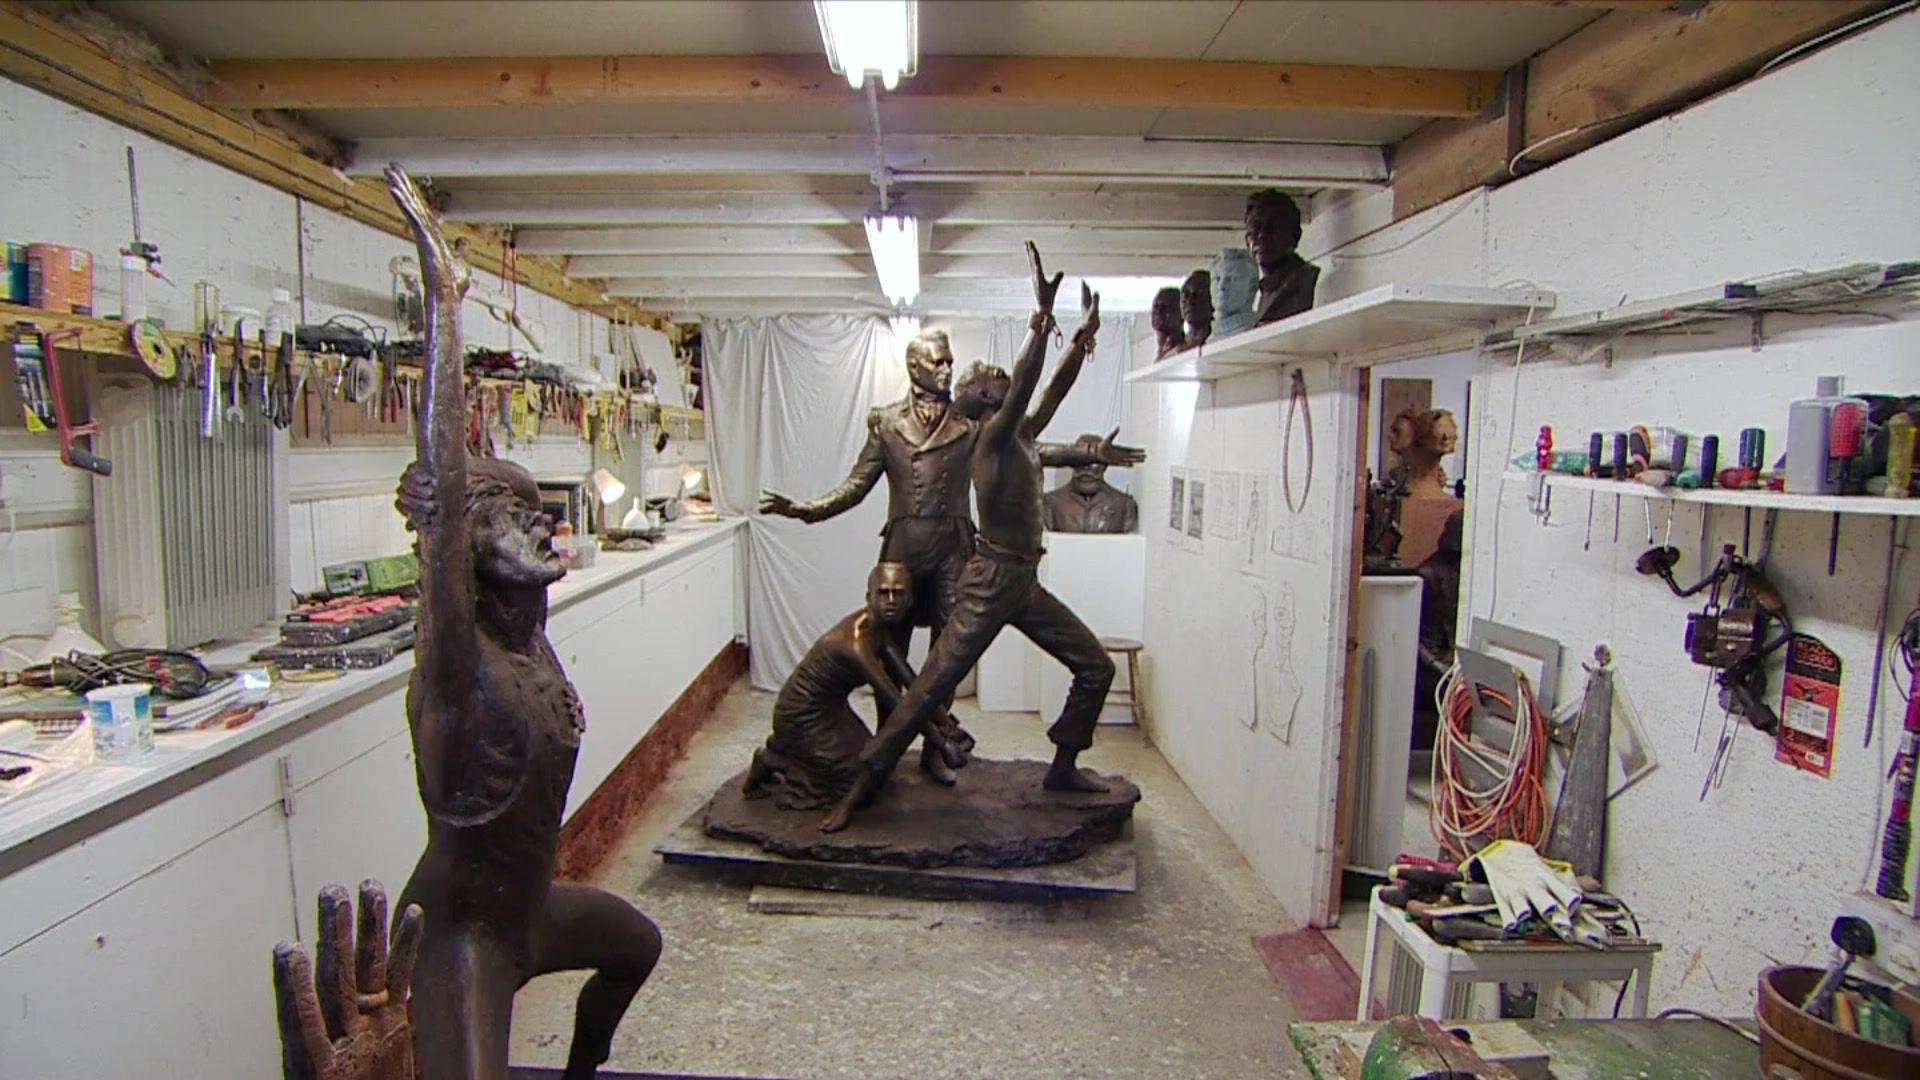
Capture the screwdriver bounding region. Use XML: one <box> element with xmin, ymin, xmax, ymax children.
<box><xmin>1584</xmin><ymin>431</ymin><xmax>1603</xmax><ymax>550</ymax></box>
<box><xmin>1611</xmin><ymin>432</ymin><xmax>1628</xmax><ymax>542</ymax></box>
<box><xmin>1828</xmin><ymin>402</ymin><xmax>1864</xmax><ymax>574</ymax></box>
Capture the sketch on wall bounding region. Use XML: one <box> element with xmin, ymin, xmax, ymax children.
<box><xmin>1268</xmin><ymin>581</ymin><xmax>1304</xmax><ymax>743</ymax></box>
<box><xmin>1240</xmin><ymin>472</ymin><xmax>1266</xmax><ymax>577</ymax></box>
<box><xmin>1168</xmin><ymin>467</ymin><xmax>1187</xmax><ymax>539</ymax></box>
<box><xmin>1242</xmin><ymin>586</ymin><xmax>1270</xmax><ymax>729</ymax></box>
<box><xmin>1208</xmin><ymin>469</ymin><xmax>1240</xmax><ymax>540</ymax></box>
<box><xmin>1267</xmin><ymin>469</ymin><xmax>1319</xmax><ymax>564</ymax></box>
<box><xmin>1186</xmin><ymin>473</ymin><xmax>1206</xmax><ymax>550</ymax></box>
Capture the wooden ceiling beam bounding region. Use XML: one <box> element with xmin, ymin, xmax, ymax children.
<box><xmin>1390</xmin><ymin>0</ymin><xmax>1887</xmax><ymax>220</ymax></box>
<box><xmin>206</xmin><ymin>53</ymin><xmax>1499</xmax><ymax>119</ymax></box>
<box><xmin>0</xmin><ymin>2</ymin><xmax>645</xmax><ymax>322</ymax></box>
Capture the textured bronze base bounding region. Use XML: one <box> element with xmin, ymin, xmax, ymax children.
<box><xmin>702</xmin><ymin>757</ymin><xmax>1140</xmax><ymax>870</ymax></box>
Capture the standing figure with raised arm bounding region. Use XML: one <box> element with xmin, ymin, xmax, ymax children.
<box><xmin>385</xmin><ymin>165</ymin><xmax>660</xmax><ymax>1080</ymax></box>
<box><xmin>824</xmin><ymin>246</ymin><xmax>1116</xmax><ymax>832</ymax></box>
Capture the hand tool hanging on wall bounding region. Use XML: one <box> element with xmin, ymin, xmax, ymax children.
<box><xmin>8</xmin><ymin>328</ymin><xmax>55</xmax><ymax>431</ymax></box>
<box><xmin>1875</xmin><ymin>603</ymin><xmax>1920</xmax><ymax>901</ymax></box>
<box><xmin>198</xmin><ymin>328</ymin><xmax>220</xmax><ymax>438</ymax></box>
<box><xmin>1636</xmin><ymin>542</ymin><xmax>1793</xmax><ymax>736</ymax></box>
<box><xmin>39</xmin><ymin>328</ymin><xmax>111</xmax><ymax>476</ymax></box>
<box><xmin>224</xmin><ymin>321</ymin><xmax>248</xmax><ymax>425</ymax></box>
<box><xmin>1827</xmin><ymin>401</ymin><xmax>1865</xmax><ymax>574</ymax></box>
<box><xmin>1610</xmin><ymin>432</ymin><xmax>1628</xmax><ymax>542</ymax></box>
<box><xmin>1282</xmin><ymin>368</ymin><xmax>1313</xmax><ymax>513</ymax></box>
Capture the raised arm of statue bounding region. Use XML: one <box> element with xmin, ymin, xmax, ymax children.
<box><xmin>1024</xmin><ymin>285</ymin><xmax>1099</xmax><ymax>439</ymax></box>
<box><xmin>981</xmin><ymin>242</ymin><xmax>1061</xmax><ymax>450</ymax></box>
<box><xmin>387</xmin><ymin>164</ymin><xmax>490</xmax><ymax>820</ymax></box>
<box><xmin>761</xmin><ymin>409</ymin><xmax>885</xmax><ymax>522</ymax></box>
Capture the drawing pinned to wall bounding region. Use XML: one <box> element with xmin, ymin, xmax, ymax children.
<box><xmin>1185</xmin><ymin>473</ymin><xmax>1207</xmax><ymax>551</ymax></box>
<box><xmin>1168</xmin><ymin>467</ymin><xmax>1187</xmax><ymax>540</ymax></box>
<box><xmin>1242</xmin><ymin>586</ymin><xmax>1270</xmax><ymax>729</ymax></box>
<box><xmin>1266</xmin><ymin>469</ymin><xmax>1319</xmax><ymax>563</ymax></box>
<box><xmin>1240</xmin><ymin>472</ymin><xmax>1267</xmax><ymax>577</ymax></box>
<box><xmin>1209</xmin><ymin>469</ymin><xmax>1241</xmax><ymax>540</ymax></box>
<box><xmin>1268</xmin><ymin>582</ymin><xmax>1303</xmax><ymax>743</ymax></box>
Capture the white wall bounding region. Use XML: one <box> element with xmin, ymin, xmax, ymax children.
<box><xmin>1129</xmin><ymin>323</ymin><xmax>1362</xmax><ymax>923</ymax></box>
<box><xmin>0</xmin><ymin>79</ymin><xmax>690</xmax><ymax>615</ymax></box>
<box><xmin>1230</xmin><ymin>13</ymin><xmax>1916</xmax><ymax>1012</ymax></box>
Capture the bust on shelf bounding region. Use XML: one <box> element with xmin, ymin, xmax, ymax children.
<box><xmin>1042</xmin><ymin>432</ymin><xmax>1141</xmax><ymax>534</ymax></box>
<box><xmin>1245</xmin><ymin>189</ymin><xmax>1321</xmax><ymax>326</ymax></box>
<box><xmin>1389</xmin><ymin>406</ymin><xmax>1458</xmax><ymax>500</ymax></box>
<box><xmin>1181</xmin><ymin>269</ymin><xmax>1213</xmax><ymax>349</ymax></box>
<box><xmin>1150</xmin><ymin>287</ymin><xmax>1186</xmax><ymax>359</ymax></box>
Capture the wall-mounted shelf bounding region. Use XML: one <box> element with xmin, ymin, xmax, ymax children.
<box><xmin>1124</xmin><ymin>283</ymin><xmax>1556</xmax><ymax>384</ymax></box>
<box><xmin>1521</xmin><ymin>471</ymin><xmax>1920</xmax><ymax>519</ymax></box>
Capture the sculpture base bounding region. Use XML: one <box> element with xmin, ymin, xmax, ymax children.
<box><xmin>704</xmin><ymin>757</ymin><xmax>1140</xmax><ymax>869</ymax></box>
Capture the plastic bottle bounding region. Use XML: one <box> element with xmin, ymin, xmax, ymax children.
<box><xmin>265</xmin><ymin>287</ymin><xmax>295</xmax><ymax>344</ymax></box>
<box><xmin>30</xmin><ymin>592</ymin><xmax>107</xmax><ymax>666</ymax></box>
<box><xmin>118</xmin><ymin>253</ymin><xmax>147</xmax><ymax>322</ymax></box>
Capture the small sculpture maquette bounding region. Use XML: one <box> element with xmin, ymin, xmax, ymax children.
<box><xmin>1150</xmin><ymin>286</ymin><xmax>1187</xmax><ymax>359</ymax></box>
<box><xmin>825</xmin><ymin>248</ymin><xmax>1116</xmax><ymax>832</ymax></box>
<box><xmin>385</xmin><ymin>165</ymin><xmax>660</xmax><ymax>1080</ymax></box>
<box><xmin>1388</xmin><ymin>406</ymin><xmax>1459</xmax><ymax>499</ymax></box>
<box><xmin>1042</xmin><ymin>432</ymin><xmax>1140</xmax><ymax>534</ymax></box>
<box><xmin>1245</xmin><ymin>189</ymin><xmax>1320</xmax><ymax>325</ymax></box>
<box><xmin>1181</xmin><ymin>269</ymin><xmax>1213</xmax><ymax>349</ymax></box>
<box><xmin>742</xmin><ymin>562</ymin><xmax>966</xmax><ymax>809</ymax></box>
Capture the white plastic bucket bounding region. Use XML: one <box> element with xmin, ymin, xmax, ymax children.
<box><xmin>85</xmin><ymin>684</ymin><xmax>154</xmax><ymax>762</ymax></box>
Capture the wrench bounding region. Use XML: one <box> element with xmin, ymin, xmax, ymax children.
<box><xmin>224</xmin><ymin>324</ymin><xmax>247</xmax><ymax>424</ymax></box>
<box><xmin>199</xmin><ymin>329</ymin><xmax>221</xmax><ymax>438</ymax></box>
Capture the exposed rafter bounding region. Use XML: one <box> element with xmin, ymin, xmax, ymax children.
<box><xmin>445</xmin><ymin>188</ymin><xmax>1251</xmax><ymax>227</ymax></box>
<box><xmin>515</xmin><ymin>225</ymin><xmax>1241</xmax><ymax>258</ymax></box>
<box><xmin>573</xmin><ymin>253</ymin><xmax>1206</xmax><ymax>280</ymax></box>
<box><xmin>207</xmin><ymin>53</ymin><xmax>1498</xmax><ymax>119</ymax></box>
<box><xmin>345</xmin><ymin>134</ymin><xmax>1388</xmax><ymax>188</ymax></box>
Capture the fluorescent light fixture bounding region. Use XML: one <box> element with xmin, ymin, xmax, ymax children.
<box><xmin>864</xmin><ymin>212</ymin><xmax>920</xmax><ymax>306</ymax></box>
<box><xmin>815</xmin><ymin>0</ymin><xmax>918</xmax><ymax>91</ymax></box>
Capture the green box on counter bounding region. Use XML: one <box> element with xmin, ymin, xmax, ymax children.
<box><xmin>322</xmin><ymin>553</ymin><xmax>420</xmax><ymax>596</ymax></box>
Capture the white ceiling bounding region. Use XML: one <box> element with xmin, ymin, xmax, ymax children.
<box><xmin>99</xmin><ymin>0</ymin><xmax>1603</xmax><ymax>315</ymax></box>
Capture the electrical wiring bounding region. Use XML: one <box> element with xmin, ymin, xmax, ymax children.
<box><xmin>1482</xmin><ymin>301</ymin><xmax>1539</xmax><ymax>621</ymax></box>
<box><xmin>1429</xmin><ymin>660</ymin><xmax>1549</xmax><ymax>860</ymax></box>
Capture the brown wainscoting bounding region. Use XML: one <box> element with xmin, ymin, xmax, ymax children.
<box><xmin>555</xmin><ymin>640</ymin><xmax>748</xmax><ymax>881</ymax></box>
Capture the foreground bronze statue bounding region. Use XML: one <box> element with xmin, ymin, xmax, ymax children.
<box><xmin>825</xmin><ymin>249</ymin><xmax>1115</xmax><ymax>832</ymax></box>
<box><xmin>743</xmin><ymin>563</ymin><xmax>967</xmax><ymax>809</ymax></box>
<box><xmin>386</xmin><ymin>165</ymin><xmax>660</xmax><ymax>1080</ymax></box>
<box><xmin>1042</xmin><ymin>432</ymin><xmax>1140</xmax><ymax>534</ymax></box>
<box><xmin>1245</xmin><ymin>189</ymin><xmax>1320</xmax><ymax>325</ymax></box>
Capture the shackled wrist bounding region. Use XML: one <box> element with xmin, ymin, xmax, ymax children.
<box><xmin>1029</xmin><ymin>312</ymin><xmax>1056</xmax><ymax>334</ymax></box>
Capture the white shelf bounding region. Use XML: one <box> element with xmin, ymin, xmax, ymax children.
<box><xmin>1523</xmin><ymin>471</ymin><xmax>1920</xmax><ymax>518</ymax></box>
<box><xmin>1124</xmin><ymin>282</ymin><xmax>1556</xmax><ymax>383</ymax></box>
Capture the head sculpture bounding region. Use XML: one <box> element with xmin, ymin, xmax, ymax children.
<box><xmin>402</xmin><ymin>454</ymin><xmax>565</xmax><ymax>591</ymax></box>
<box><xmin>1150</xmin><ymin>287</ymin><xmax>1187</xmax><ymax>358</ymax></box>
<box><xmin>1181</xmin><ymin>270</ymin><xmax>1214</xmax><ymax>347</ymax></box>
<box><xmin>905</xmin><ymin>329</ymin><xmax>954</xmax><ymax>397</ymax></box>
<box><xmin>866</xmin><ymin>562</ymin><xmax>914</xmax><ymax>627</ymax></box>
<box><xmin>953</xmin><ymin>361</ymin><xmax>1011</xmax><ymax>420</ymax></box>
<box><xmin>1068</xmin><ymin>432</ymin><xmax>1110</xmax><ymax>495</ymax></box>
<box><xmin>1210</xmin><ymin>248</ymin><xmax>1259</xmax><ymax>336</ymax></box>
<box><xmin>1244</xmin><ymin>189</ymin><xmax>1305</xmax><ymax>274</ymax></box>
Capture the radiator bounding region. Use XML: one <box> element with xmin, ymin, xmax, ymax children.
<box><xmin>90</xmin><ymin>375</ymin><xmax>282</xmax><ymax>649</ymax></box>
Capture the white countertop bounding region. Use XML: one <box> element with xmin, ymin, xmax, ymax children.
<box><xmin>0</xmin><ymin>517</ymin><xmax>745</xmax><ymax>872</ymax></box>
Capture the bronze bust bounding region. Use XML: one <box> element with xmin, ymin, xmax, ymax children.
<box><xmin>386</xmin><ymin>165</ymin><xmax>661</xmax><ymax>1080</ymax></box>
<box><xmin>1244</xmin><ymin>189</ymin><xmax>1320</xmax><ymax>325</ymax></box>
<box><xmin>1180</xmin><ymin>270</ymin><xmax>1213</xmax><ymax>349</ymax></box>
<box><xmin>1043</xmin><ymin>433</ymin><xmax>1140</xmax><ymax>534</ymax></box>
<box><xmin>1150</xmin><ymin>286</ymin><xmax>1187</xmax><ymax>359</ymax></box>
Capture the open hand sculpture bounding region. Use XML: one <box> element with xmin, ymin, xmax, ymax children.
<box><xmin>272</xmin><ymin>881</ymin><xmax>424</xmax><ymax>1080</ymax></box>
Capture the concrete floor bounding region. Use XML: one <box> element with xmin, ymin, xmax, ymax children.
<box><xmin>510</xmin><ymin>683</ymin><xmax>1312</xmax><ymax>1078</ymax></box>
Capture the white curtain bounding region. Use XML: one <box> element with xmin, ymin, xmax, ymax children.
<box><xmin>705</xmin><ymin>314</ymin><xmax>909</xmax><ymax>688</ymax></box>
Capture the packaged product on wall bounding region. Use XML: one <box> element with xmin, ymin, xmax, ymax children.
<box><xmin>26</xmin><ymin>243</ymin><xmax>94</xmax><ymax>314</ymax></box>
<box><xmin>2</xmin><ymin>243</ymin><xmax>26</xmax><ymax>302</ymax></box>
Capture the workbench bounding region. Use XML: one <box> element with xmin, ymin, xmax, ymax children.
<box><xmin>0</xmin><ymin>518</ymin><xmax>744</xmax><ymax>1078</ymax></box>
<box><xmin>1288</xmin><ymin>1017</ymin><xmax>1759</xmax><ymax>1079</ymax></box>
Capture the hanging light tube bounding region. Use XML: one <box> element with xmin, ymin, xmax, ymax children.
<box><xmin>864</xmin><ymin>211</ymin><xmax>920</xmax><ymax>306</ymax></box>
<box><xmin>814</xmin><ymin>0</ymin><xmax>918</xmax><ymax>91</ymax></box>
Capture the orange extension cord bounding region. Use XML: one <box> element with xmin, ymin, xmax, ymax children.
<box><xmin>1429</xmin><ymin>663</ymin><xmax>1549</xmax><ymax>860</ymax></box>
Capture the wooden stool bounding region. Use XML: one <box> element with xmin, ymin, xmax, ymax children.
<box><xmin>1099</xmin><ymin>636</ymin><xmax>1145</xmax><ymax>725</ymax></box>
